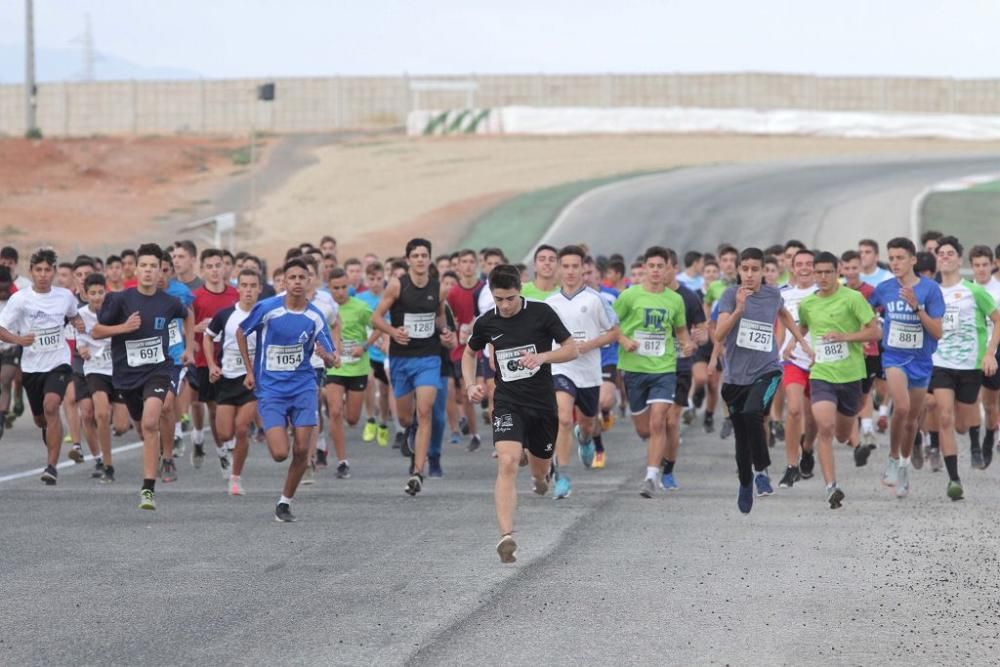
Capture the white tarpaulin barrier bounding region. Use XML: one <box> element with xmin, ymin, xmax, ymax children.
<box><xmin>408</xmin><ymin>106</ymin><xmax>1000</xmax><ymax>141</ymax></box>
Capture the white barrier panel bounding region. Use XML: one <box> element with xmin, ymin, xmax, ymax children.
<box><xmin>408</xmin><ymin>106</ymin><xmax>1000</xmax><ymax>141</ymax></box>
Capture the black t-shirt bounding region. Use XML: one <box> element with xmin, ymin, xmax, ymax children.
<box><xmin>98</xmin><ymin>288</ymin><xmax>186</xmax><ymax>390</ymax></box>
<box><xmin>389</xmin><ymin>274</ymin><xmax>440</xmax><ymax>358</ymax></box>
<box><xmin>467</xmin><ymin>298</ymin><xmax>571</xmax><ymax>413</ymax></box>
<box><xmin>675</xmin><ymin>283</ymin><xmax>706</xmax><ymax>373</ymax></box>
<box><xmin>439</xmin><ymin>303</ymin><xmax>457</xmax><ymax>378</ymax></box>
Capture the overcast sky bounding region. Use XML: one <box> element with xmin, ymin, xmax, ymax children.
<box><xmin>1</xmin><ymin>0</ymin><xmax>998</xmax><ymax>80</ymax></box>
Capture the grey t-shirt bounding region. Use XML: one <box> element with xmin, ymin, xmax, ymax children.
<box><xmin>718</xmin><ymin>284</ymin><xmax>783</xmax><ymax>385</ymax></box>
<box><xmin>183</xmin><ymin>276</ymin><xmax>204</xmax><ymax>291</ymax></box>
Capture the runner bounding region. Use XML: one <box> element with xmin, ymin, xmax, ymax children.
<box><xmin>372</xmin><ymin>238</ymin><xmax>450</xmax><ymax>496</ymax></box>
<box><xmin>702</xmin><ymin>245</ymin><xmax>738</xmax><ymax>434</ymax></box>
<box><xmin>868</xmin><ymin>237</ymin><xmax>945</xmax><ymax>499</ymax></box>
<box><xmin>205</xmin><ymin>267</ymin><xmax>262</xmax><ymax>496</ymax></box>
<box><xmin>445</xmin><ymin>249</ymin><xmax>484</xmax><ymax>452</ymax></box>
<box><xmin>613</xmin><ymin>246</ymin><xmax>695</xmax><ymax>499</ymax></box>
<box><xmin>0</xmin><ymin>248</ymin><xmax>84</xmax><ymax>484</ymax></box>
<box><xmin>797</xmin><ymin>252</ymin><xmax>880</xmax><ymax>508</ymax></box>
<box><xmin>714</xmin><ymin>247</ymin><xmax>811</xmax><ymax>514</ymax></box>
<box><xmin>237</xmin><ymin>258</ymin><xmax>337</xmax><ymax>522</ymax></box>
<box><xmin>76</xmin><ymin>273</ymin><xmax>118</xmax><ymax>483</ymax></box>
<box><xmin>840</xmin><ymin>250</ymin><xmax>882</xmax><ymax>450</ymax></box>
<box><xmin>858</xmin><ymin>239</ymin><xmax>893</xmax><ymax>287</ymax></box>
<box><xmin>357</xmin><ymin>261</ymin><xmax>390</xmax><ymax>447</ymax></box>
<box><xmin>544</xmin><ymin>245</ymin><xmax>619</xmax><ymax>498</ymax></box>
<box><xmin>0</xmin><ymin>267</ymin><xmax>18</xmax><ymax>440</ymax></box>
<box><xmin>776</xmin><ymin>249</ymin><xmax>818</xmax><ymax>489</ymax></box>
<box><xmin>301</xmin><ymin>255</ymin><xmax>340</xmax><ymax>480</ymax></box>
<box><xmin>93</xmin><ymin>244</ymin><xmax>195</xmax><ymax>510</ymax></box>
<box><xmin>462</xmin><ymin>264</ymin><xmax>577</xmax><ymax>562</ymax></box>
<box><xmin>521</xmin><ymin>245</ymin><xmax>559</xmax><ymax>301</ymax></box>
<box><xmin>584</xmin><ymin>256</ymin><xmax>620</xmax><ymax>468</ymax></box>
<box><xmin>104</xmin><ymin>255</ymin><xmax>125</xmax><ymax>292</ymax></box>
<box><xmin>927</xmin><ymin>237</ymin><xmax>999</xmax><ymax>499</ymax></box>
<box><xmin>970</xmin><ymin>244</ymin><xmax>1000</xmax><ymax>467</ymax></box>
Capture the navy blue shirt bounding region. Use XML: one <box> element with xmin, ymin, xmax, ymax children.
<box><xmin>99</xmin><ymin>288</ymin><xmax>187</xmax><ymax>390</ymax></box>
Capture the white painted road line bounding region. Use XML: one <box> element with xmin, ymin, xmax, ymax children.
<box><xmin>0</xmin><ymin>440</ymin><xmax>144</xmax><ymax>484</ymax></box>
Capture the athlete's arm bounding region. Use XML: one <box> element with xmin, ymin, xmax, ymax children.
<box><xmin>777</xmin><ymin>307</ymin><xmax>813</xmax><ymax>359</ymax></box>
<box><xmin>68</xmin><ymin>314</ymin><xmax>85</xmax><ymax>333</ymax></box>
<box><xmin>204</xmin><ymin>333</ymin><xmax>221</xmax><ymax>383</ymax></box>
<box><xmin>462</xmin><ymin>345</ymin><xmax>484</xmax><ymax>402</ymax></box>
<box><xmin>675</xmin><ymin>325</ymin><xmax>696</xmax><ymax>357</ymax></box>
<box><xmin>713</xmin><ymin>287</ymin><xmax>747</xmax><ymax>343</ymax></box>
<box><xmin>236</xmin><ymin>328</ymin><xmax>255</xmax><ymax>390</ymax></box>
<box><xmin>823</xmin><ymin>317</ymin><xmax>881</xmax><ymax>344</ymax></box>
<box><xmin>330</xmin><ymin>315</ymin><xmax>344</xmax><ymax>363</ymax></box>
<box><xmin>180</xmin><ymin>308</ymin><xmax>196</xmax><ymax>366</ymax></box>
<box><xmin>371</xmin><ymin>278</ymin><xmax>408</xmax><ymax>344</ymax></box>
<box><xmin>91</xmin><ymin>313</ymin><xmax>141</xmax><ymax>339</ymax></box>
<box><xmin>984</xmin><ymin>310</ymin><xmax>1000</xmax><ymax>376</ymax></box>
<box><xmin>0</xmin><ymin>325</ymin><xmax>33</xmax><ymax>348</ymax></box>
<box><xmin>522</xmin><ymin>336</ymin><xmax>578</xmax><ymax>370</ymax></box>
<box><xmin>582</xmin><ymin>324</ymin><xmax>619</xmax><ymax>354</ymax></box>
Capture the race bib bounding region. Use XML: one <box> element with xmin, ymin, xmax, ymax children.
<box><xmin>168</xmin><ymin>320</ymin><xmax>182</xmax><ymax>347</ymax></box>
<box><xmin>572</xmin><ymin>330</ymin><xmax>588</xmax><ymax>342</ymax></box>
<box><xmin>814</xmin><ymin>339</ymin><xmax>848</xmax><ymax>364</ymax></box>
<box><xmin>266</xmin><ymin>344</ymin><xmax>303</xmax><ymax>372</ymax></box>
<box><xmin>32</xmin><ymin>326</ymin><xmax>64</xmax><ymax>353</ymax></box>
<box><xmin>222</xmin><ymin>348</ymin><xmax>247</xmax><ymax>375</ymax></box>
<box><xmin>403</xmin><ymin>312</ymin><xmax>436</xmax><ymax>339</ymax></box>
<box><xmin>887</xmin><ymin>321</ymin><xmax>924</xmax><ymax>349</ymax></box>
<box><xmin>341</xmin><ymin>339</ymin><xmax>365</xmax><ymax>364</ymax></box>
<box><xmin>496</xmin><ymin>344</ymin><xmax>539</xmax><ymax>382</ymax></box>
<box><xmin>942</xmin><ymin>306</ymin><xmax>960</xmax><ymax>333</ymax></box>
<box><xmin>125</xmin><ymin>337</ymin><xmax>165</xmax><ymax>367</ymax></box>
<box><xmin>736</xmin><ymin>319</ymin><xmax>774</xmax><ymax>352</ymax></box>
<box><xmin>634</xmin><ymin>331</ymin><xmax>666</xmax><ymax>357</ymax></box>
<box><xmin>94</xmin><ymin>346</ymin><xmax>112</xmax><ymax>365</ymax></box>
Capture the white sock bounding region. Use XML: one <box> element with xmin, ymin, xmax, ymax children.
<box><xmin>317</xmin><ymin>437</ymin><xmax>329</xmax><ymax>452</ymax></box>
<box><xmin>339</xmin><ymin>459</ymin><xmax>348</xmax><ymax>466</ymax></box>
<box><xmin>174</xmin><ymin>422</ymin><xmax>183</xmax><ymax>438</ymax></box>
<box><xmin>215</xmin><ymin>445</ymin><xmax>227</xmax><ymax>458</ymax></box>
<box><xmin>193</xmin><ymin>429</ymin><xmax>205</xmax><ymax>445</ymax></box>
<box><xmin>225</xmin><ymin>438</ymin><xmax>235</xmax><ymax>451</ymax></box>
<box><xmin>279</xmin><ymin>495</ymin><xmax>293</xmax><ymax>505</ymax></box>
<box><xmin>861</xmin><ymin>418</ymin><xmax>873</xmax><ymax>434</ymax></box>
<box><xmin>900</xmin><ymin>457</ymin><xmax>911</xmax><ymax>467</ymax></box>
<box><xmin>835</xmin><ymin>438</ymin><xmax>849</xmax><ymax>447</ymax></box>
<box><xmin>878</xmin><ymin>405</ymin><xmax>890</xmax><ymax>418</ymax></box>
<box><xmin>645</xmin><ymin>466</ymin><xmax>659</xmax><ymax>480</ymax></box>
<box><xmin>230</xmin><ymin>474</ymin><xmax>240</xmax><ymax>481</ymax></box>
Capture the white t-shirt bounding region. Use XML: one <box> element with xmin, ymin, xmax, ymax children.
<box><xmin>545</xmin><ymin>287</ymin><xmax>616</xmax><ymax>388</ymax></box>
<box><xmin>309</xmin><ymin>290</ymin><xmax>339</xmax><ymax>369</ymax></box>
<box><xmin>13</xmin><ymin>275</ymin><xmax>31</xmax><ymax>292</ymax></box>
<box><xmin>0</xmin><ymin>299</ymin><xmax>13</xmax><ymax>352</ymax></box>
<box><xmin>206</xmin><ymin>304</ymin><xmax>255</xmax><ymax>380</ymax></box>
<box><xmin>78</xmin><ymin>305</ymin><xmax>112</xmax><ymax>376</ymax></box>
<box><xmin>477</xmin><ymin>285</ymin><xmax>495</xmax><ymax>315</ymax></box>
<box><xmin>0</xmin><ymin>286</ymin><xmax>78</xmax><ymax>373</ymax></box>
<box><xmin>780</xmin><ymin>283</ymin><xmax>817</xmax><ymax>371</ymax></box>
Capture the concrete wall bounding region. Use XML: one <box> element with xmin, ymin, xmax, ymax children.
<box><xmin>4</xmin><ymin>73</ymin><xmax>1000</xmax><ymax>137</ymax></box>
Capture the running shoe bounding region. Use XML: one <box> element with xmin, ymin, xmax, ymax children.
<box><xmin>799</xmin><ymin>449</ymin><xmax>816</xmax><ymax>479</ymax></box>
<box><xmin>91</xmin><ymin>460</ymin><xmax>105</xmax><ymax>479</ymax></box>
<box><xmin>427</xmin><ymin>456</ymin><xmax>442</xmax><ymax>478</ymax></box>
<box><xmin>578</xmin><ymin>441</ymin><xmax>596</xmax><ymax>469</ymax></box>
<box><xmin>853</xmin><ymin>443</ymin><xmax>871</xmax><ymax>467</ymax></box>
<box><xmin>405</xmin><ymin>472</ymin><xmax>423</xmax><ymax>496</ymax></box>
<box><xmin>971</xmin><ymin>447</ymin><xmax>985</xmax><ymax>470</ymax></box>
<box><xmin>778</xmin><ymin>465</ymin><xmax>800</xmax><ymax>488</ymax></box>
<box><xmin>719</xmin><ymin>417</ymin><xmax>733</xmax><ymax>439</ymax></box>
<box><xmin>274</xmin><ymin>502</ymin><xmax>296</xmax><ymax>522</ymax></box>
<box><xmin>862</xmin><ymin>430</ymin><xmax>877</xmax><ymax>450</ymax></box>
<box><xmin>227</xmin><ymin>475</ymin><xmax>244</xmax><ymax>495</ymax></box>
<box><xmin>827</xmin><ymin>485</ymin><xmax>845</xmax><ymax>509</ymax></box>
<box><xmin>468</xmin><ymin>434</ymin><xmax>482</xmax><ymax>453</ymax></box>
<box><xmin>768</xmin><ymin>421</ymin><xmax>777</xmax><ymax>448</ymax></box>
<box><xmin>573</xmin><ymin>424</ymin><xmax>591</xmax><ymax>447</ymax></box>
<box><xmin>553</xmin><ymin>475</ymin><xmax>572</xmax><ymax>500</ymax></box>
<box><xmin>219</xmin><ymin>453</ymin><xmax>231</xmax><ymax>479</ymax></box>
<box><xmin>603</xmin><ymin>412</ymin><xmax>615</xmax><ymax>430</ymax></box>
<box><xmin>947</xmin><ymin>479</ymin><xmax>964</xmax><ymax>501</ymax></box>
<box><xmin>139</xmin><ymin>489</ymin><xmax>156</xmax><ymax>510</ymax></box>
<box><xmin>161</xmin><ymin>458</ymin><xmax>178</xmax><ymax>483</ymax></box>
<box><xmin>773</xmin><ymin>420</ymin><xmax>785</xmax><ymax>442</ymax></box>
<box><xmin>100</xmin><ymin>466</ymin><xmax>115</xmax><ymax>484</ymax></box>
<box><xmin>737</xmin><ymin>484</ymin><xmax>753</xmax><ymax>514</ymax></box>
<box><xmin>68</xmin><ymin>443</ymin><xmax>85</xmax><ymax>463</ymax></box>
<box><xmin>660</xmin><ymin>472</ymin><xmax>679</xmax><ymax>490</ymax></box>
<box><xmin>533</xmin><ymin>475</ymin><xmax>549</xmax><ymax>496</ymax></box>
<box><xmin>362</xmin><ymin>419</ymin><xmax>377</xmax><ymax>442</ymax></box>
<box><xmin>40</xmin><ymin>465</ymin><xmax>57</xmax><ymax>485</ymax></box>
<box><xmin>0</xmin><ymin>416</ymin><xmax>5</xmax><ymax>439</ymax></box>
<box><xmin>12</xmin><ymin>391</ymin><xmax>24</xmax><ymax>418</ymax></box>
<box><xmin>302</xmin><ymin>461</ymin><xmax>315</xmax><ymax>485</ymax></box>
<box><xmin>639</xmin><ymin>478</ymin><xmax>657</xmax><ymax>499</ymax></box>
<box><xmin>337</xmin><ymin>461</ymin><xmax>352</xmax><ymax>479</ymax></box>
<box><xmin>692</xmin><ymin>385</ymin><xmax>705</xmax><ymax>409</ymax></box>
<box><xmin>496</xmin><ymin>534</ymin><xmax>517</xmax><ymax>564</ymax></box>
<box><xmin>754</xmin><ymin>471</ymin><xmax>774</xmax><ymax>497</ymax></box>
<box><xmin>401</xmin><ymin>425</ymin><xmax>415</xmax><ymax>458</ymax></box>
<box><xmin>912</xmin><ymin>436</ymin><xmax>924</xmax><ymax>470</ymax></box>
<box><xmin>3</xmin><ymin>413</ymin><xmax>13</xmax><ymax>429</ymax></box>
<box><xmin>315</xmin><ymin>449</ymin><xmax>328</xmax><ymax>468</ymax></box>
<box><xmin>174</xmin><ymin>435</ymin><xmax>186</xmax><ymax>458</ymax></box>
<box><xmin>392</xmin><ymin>431</ymin><xmax>404</xmax><ymax>450</ymax></box>
<box><xmin>593</xmin><ymin>451</ymin><xmax>606</xmax><ymax>469</ymax></box>
<box><xmin>984</xmin><ymin>444</ymin><xmax>994</xmax><ymax>470</ymax></box>
<box><xmin>63</xmin><ymin>434</ymin><xmax>73</xmax><ymax>445</ymax></box>
<box><xmin>376</xmin><ymin>425</ymin><xmax>390</xmax><ymax>447</ymax></box>
<box><xmin>681</xmin><ymin>408</ymin><xmax>695</xmax><ymax>426</ymax></box>
<box><xmin>459</xmin><ymin>416</ymin><xmax>470</xmax><ymax>436</ymax></box>
<box><xmin>450</xmin><ymin>431</ymin><xmax>460</xmax><ymax>445</ymax></box>
<box><xmin>876</xmin><ymin>415</ymin><xmax>888</xmax><ymax>433</ymax></box>
<box><xmin>882</xmin><ymin>457</ymin><xmax>899</xmax><ymax>487</ymax></box>
<box><xmin>703</xmin><ymin>413</ymin><xmax>715</xmax><ymax>433</ymax></box>
<box><xmin>192</xmin><ymin>443</ymin><xmax>205</xmax><ymax>469</ymax></box>
<box><xmin>895</xmin><ymin>465</ymin><xmax>910</xmax><ymax>498</ymax></box>
<box><xmin>928</xmin><ymin>447</ymin><xmax>943</xmax><ymax>473</ymax></box>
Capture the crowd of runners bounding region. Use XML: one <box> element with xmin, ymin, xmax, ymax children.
<box><xmin>1</xmin><ymin>229</ymin><xmax>999</xmax><ymax>563</ymax></box>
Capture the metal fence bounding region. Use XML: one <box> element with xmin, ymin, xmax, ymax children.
<box><xmin>3</xmin><ymin>72</ymin><xmax>1000</xmax><ymax>137</ymax></box>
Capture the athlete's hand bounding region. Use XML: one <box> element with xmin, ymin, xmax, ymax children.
<box><xmin>180</xmin><ymin>348</ymin><xmax>195</xmax><ymax>366</ymax></box>
<box><xmin>390</xmin><ymin>326</ymin><xmax>410</xmax><ymax>346</ymax></box>
<box><xmin>707</xmin><ymin>361</ymin><xmax>718</xmax><ymax>380</ymax></box>
<box><xmin>681</xmin><ymin>339</ymin><xmax>696</xmax><ymax>357</ymax></box>
<box><xmin>467</xmin><ymin>383</ymin><xmax>485</xmax><ymax>403</ymax></box>
<box><xmin>781</xmin><ymin>345</ymin><xmax>794</xmax><ymax>362</ymax></box>
<box><xmin>621</xmin><ymin>337</ymin><xmax>639</xmax><ymax>353</ymax></box>
<box><xmin>735</xmin><ymin>286</ymin><xmax>753</xmax><ymax>311</ymax></box>
<box><xmin>800</xmin><ymin>341</ymin><xmax>815</xmax><ymax>361</ymax></box>
<box><xmin>693</xmin><ymin>325</ymin><xmax>709</xmax><ymax>346</ymax></box>
<box><xmin>984</xmin><ymin>355</ymin><xmax>998</xmax><ymax>377</ymax></box>
<box><xmin>17</xmin><ymin>333</ymin><xmax>35</xmax><ymax>347</ymax></box>
<box><xmin>194</xmin><ymin>318</ymin><xmax>212</xmax><ymax>333</ymax></box>
<box><xmin>520</xmin><ymin>350</ymin><xmax>545</xmax><ymax>370</ymax></box>
<box><xmin>123</xmin><ymin>312</ymin><xmax>142</xmax><ymax>333</ymax></box>
<box><xmin>900</xmin><ymin>286</ymin><xmax>918</xmax><ymax>310</ymax></box>
<box><xmin>822</xmin><ymin>332</ymin><xmax>847</xmax><ymax>343</ymax></box>
<box><xmin>78</xmin><ymin>345</ymin><xmax>92</xmax><ymax>361</ymax></box>
<box><xmin>208</xmin><ymin>364</ymin><xmax>221</xmax><ymax>383</ymax></box>
<box><xmin>243</xmin><ymin>370</ymin><xmax>256</xmax><ymax>391</ymax></box>
<box><xmin>319</xmin><ymin>350</ymin><xmax>339</xmax><ymax>368</ymax></box>
<box><xmin>440</xmin><ymin>328</ymin><xmax>457</xmax><ymax>350</ymax></box>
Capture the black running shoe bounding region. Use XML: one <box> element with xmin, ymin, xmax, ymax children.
<box><xmin>393</xmin><ymin>431</ymin><xmax>404</xmax><ymax>450</ymax></box>
<box><xmin>799</xmin><ymin>449</ymin><xmax>815</xmax><ymax>479</ymax></box>
<box><xmin>315</xmin><ymin>449</ymin><xmax>328</xmax><ymax>468</ymax></box>
<box><xmin>853</xmin><ymin>443</ymin><xmax>871</xmax><ymax>467</ymax></box>
<box><xmin>274</xmin><ymin>502</ymin><xmax>296</xmax><ymax>523</ymax></box>
<box><xmin>984</xmin><ymin>444</ymin><xmax>994</xmax><ymax>470</ymax></box>
<box><xmin>336</xmin><ymin>461</ymin><xmax>351</xmax><ymax>479</ymax></box>
<box><xmin>778</xmin><ymin>465</ymin><xmax>800</xmax><ymax>488</ymax></box>
<box><xmin>91</xmin><ymin>460</ymin><xmax>105</xmax><ymax>478</ymax></box>
<box><xmin>400</xmin><ymin>424</ymin><xmax>415</xmax><ymax>458</ymax></box>
<box><xmin>100</xmin><ymin>466</ymin><xmax>116</xmax><ymax>484</ymax></box>
<box><xmin>703</xmin><ymin>413</ymin><xmax>715</xmax><ymax>433</ymax></box>
<box><xmin>971</xmin><ymin>447</ymin><xmax>985</xmax><ymax>470</ymax></box>
<box><xmin>40</xmin><ymin>465</ymin><xmax>58</xmax><ymax>485</ymax></box>
<box><xmin>405</xmin><ymin>472</ymin><xmax>423</xmax><ymax>496</ymax></box>
<box><xmin>467</xmin><ymin>434</ymin><xmax>482</xmax><ymax>452</ymax></box>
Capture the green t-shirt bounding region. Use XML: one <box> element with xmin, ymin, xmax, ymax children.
<box><xmin>521</xmin><ymin>281</ymin><xmax>559</xmax><ymax>301</ymax></box>
<box><xmin>798</xmin><ymin>286</ymin><xmax>875</xmax><ymax>384</ymax></box>
<box><xmin>704</xmin><ymin>278</ymin><xmax>735</xmax><ymax>307</ymax></box>
<box><xmin>612</xmin><ymin>285</ymin><xmax>686</xmax><ymax>374</ymax></box>
<box><xmin>327</xmin><ymin>297</ymin><xmax>372</xmax><ymax>378</ymax></box>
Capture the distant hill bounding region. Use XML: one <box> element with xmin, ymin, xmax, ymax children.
<box><xmin>0</xmin><ymin>43</ymin><xmax>203</xmax><ymax>83</ymax></box>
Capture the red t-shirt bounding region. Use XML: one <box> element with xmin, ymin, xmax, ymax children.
<box><xmin>446</xmin><ymin>280</ymin><xmax>484</xmax><ymax>362</ymax></box>
<box><xmin>192</xmin><ymin>284</ymin><xmax>238</xmax><ymax>367</ymax></box>
<box><xmin>123</xmin><ymin>278</ymin><xmax>138</xmax><ymax>289</ymax></box>
<box><xmin>850</xmin><ymin>281</ymin><xmax>878</xmax><ymax>357</ymax></box>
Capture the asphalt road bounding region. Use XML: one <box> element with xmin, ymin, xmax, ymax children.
<box><xmin>536</xmin><ymin>153</ymin><xmax>1000</xmax><ymax>260</ymax></box>
<box><xmin>2</xmin><ymin>403</ymin><xmax>1000</xmax><ymax>665</ymax></box>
